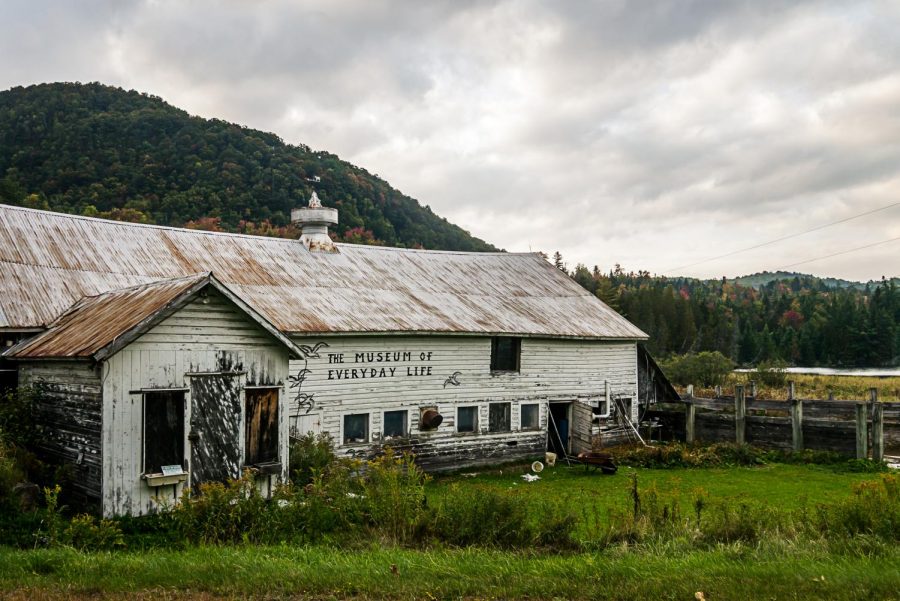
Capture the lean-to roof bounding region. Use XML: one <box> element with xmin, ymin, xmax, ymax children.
<box><xmin>0</xmin><ymin>204</ymin><xmax>647</xmax><ymax>340</ymax></box>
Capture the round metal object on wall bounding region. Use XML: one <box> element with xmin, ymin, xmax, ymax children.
<box><xmin>420</xmin><ymin>409</ymin><xmax>443</xmax><ymax>429</ymax></box>
<box><xmin>531</xmin><ymin>461</ymin><xmax>544</xmax><ymax>473</ymax></box>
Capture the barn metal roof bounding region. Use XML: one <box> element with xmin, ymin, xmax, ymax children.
<box><xmin>3</xmin><ymin>273</ymin><xmax>305</xmax><ymax>360</ymax></box>
<box><xmin>0</xmin><ymin>204</ymin><xmax>647</xmax><ymax>340</ymax></box>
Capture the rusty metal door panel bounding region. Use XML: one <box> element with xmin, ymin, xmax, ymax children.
<box><xmin>571</xmin><ymin>400</ymin><xmax>594</xmax><ymax>455</ymax></box>
<box><xmin>190</xmin><ymin>375</ymin><xmax>241</xmax><ymax>487</ymax></box>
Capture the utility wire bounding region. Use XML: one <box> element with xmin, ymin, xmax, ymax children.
<box><xmin>775</xmin><ymin>234</ymin><xmax>900</xmax><ymax>270</ymax></box>
<box><xmin>662</xmin><ymin>200</ymin><xmax>900</xmax><ymax>274</ymax></box>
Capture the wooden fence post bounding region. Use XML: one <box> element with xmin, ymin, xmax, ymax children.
<box><xmin>787</xmin><ymin>381</ymin><xmax>795</xmax><ymax>402</ymax></box>
<box><xmin>715</xmin><ymin>385</ymin><xmax>722</xmax><ymax>398</ymax></box>
<box><xmin>788</xmin><ymin>380</ymin><xmax>803</xmax><ymax>452</ymax></box>
<box><xmin>735</xmin><ymin>385</ymin><xmax>746</xmax><ymax>445</ymax></box>
<box><xmin>871</xmin><ymin>388</ymin><xmax>884</xmax><ymax>463</ymax></box>
<box><xmin>855</xmin><ymin>402</ymin><xmax>868</xmax><ymax>460</ymax></box>
<box><xmin>684</xmin><ymin>386</ymin><xmax>696</xmax><ymax>445</ymax></box>
<box><xmin>749</xmin><ymin>380</ymin><xmax>757</xmax><ymax>399</ymax></box>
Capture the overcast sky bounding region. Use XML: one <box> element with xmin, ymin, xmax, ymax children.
<box><xmin>3</xmin><ymin>0</ymin><xmax>900</xmax><ymax>281</ymax></box>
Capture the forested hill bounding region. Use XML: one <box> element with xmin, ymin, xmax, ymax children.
<box><xmin>0</xmin><ymin>82</ymin><xmax>496</xmax><ymax>251</ymax></box>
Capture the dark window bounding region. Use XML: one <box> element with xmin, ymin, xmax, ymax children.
<box><xmin>521</xmin><ymin>403</ymin><xmax>540</xmax><ymax>430</ymax></box>
<box><xmin>143</xmin><ymin>391</ymin><xmax>185</xmax><ymax>474</ymax></box>
<box><xmin>457</xmin><ymin>406</ymin><xmax>478</xmax><ymax>433</ymax></box>
<box><xmin>490</xmin><ymin>337</ymin><xmax>521</xmax><ymax>372</ymax></box>
<box><xmin>245</xmin><ymin>388</ymin><xmax>279</xmax><ymax>465</ymax></box>
<box><xmin>383</xmin><ymin>410</ymin><xmax>408</xmax><ymax>438</ymax></box>
<box><xmin>344</xmin><ymin>413</ymin><xmax>369</xmax><ymax>444</ymax></box>
<box><xmin>489</xmin><ymin>402</ymin><xmax>511</xmax><ymax>432</ymax></box>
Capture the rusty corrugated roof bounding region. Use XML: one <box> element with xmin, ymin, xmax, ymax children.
<box><xmin>6</xmin><ymin>274</ymin><xmax>209</xmax><ymax>358</ymax></box>
<box><xmin>0</xmin><ymin>204</ymin><xmax>647</xmax><ymax>340</ymax></box>
<box><xmin>5</xmin><ymin>273</ymin><xmax>305</xmax><ymax>359</ymax></box>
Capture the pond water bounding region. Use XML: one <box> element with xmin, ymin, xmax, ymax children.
<box><xmin>736</xmin><ymin>367</ymin><xmax>900</xmax><ymax>377</ymax></box>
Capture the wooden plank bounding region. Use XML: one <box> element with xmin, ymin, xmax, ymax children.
<box><xmin>791</xmin><ymin>399</ymin><xmax>803</xmax><ymax>452</ymax></box>
<box><xmin>735</xmin><ymin>385</ymin><xmax>746</xmax><ymax>445</ymax></box>
<box><xmin>856</xmin><ymin>403</ymin><xmax>868</xmax><ymax>459</ymax></box>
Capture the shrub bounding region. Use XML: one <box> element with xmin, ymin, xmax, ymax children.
<box><xmin>427</xmin><ymin>483</ymin><xmax>576</xmax><ymax>549</ymax></box>
<box><xmin>753</xmin><ymin>359</ymin><xmax>788</xmax><ymax>387</ymax></box>
<box><xmin>363</xmin><ymin>450</ymin><xmax>428</xmax><ymax>544</ymax></box>
<box><xmin>815</xmin><ymin>474</ymin><xmax>900</xmax><ymax>540</ymax></box>
<box><xmin>289</xmin><ymin>432</ymin><xmax>336</xmax><ymax>485</ymax></box>
<box><xmin>660</xmin><ymin>352</ymin><xmax>734</xmax><ymax>387</ymax></box>
<box><xmin>64</xmin><ymin>514</ymin><xmax>125</xmax><ymax>551</ymax></box>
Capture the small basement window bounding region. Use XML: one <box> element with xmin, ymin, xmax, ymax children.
<box><xmin>143</xmin><ymin>391</ymin><xmax>185</xmax><ymax>474</ymax></box>
<box><xmin>489</xmin><ymin>402</ymin><xmax>511</xmax><ymax>433</ymax></box>
<box><xmin>383</xmin><ymin>410</ymin><xmax>408</xmax><ymax>439</ymax></box>
<box><xmin>245</xmin><ymin>388</ymin><xmax>279</xmax><ymax>466</ymax></box>
<box><xmin>521</xmin><ymin>403</ymin><xmax>540</xmax><ymax>430</ymax></box>
<box><xmin>490</xmin><ymin>337</ymin><xmax>521</xmax><ymax>372</ymax></box>
<box><xmin>344</xmin><ymin>413</ymin><xmax>370</xmax><ymax>444</ymax></box>
<box><xmin>457</xmin><ymin>406</ymin><xmax>478</xmax><ymax>433</ymax></box>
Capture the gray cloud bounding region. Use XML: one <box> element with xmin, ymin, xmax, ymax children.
<box><xmin>2</xmin><ymin>0</ymin><xmax>900</xmax><ymax>280</ymax></box>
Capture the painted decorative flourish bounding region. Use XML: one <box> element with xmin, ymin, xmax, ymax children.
<box><xmin>288</xmin><ymin>341</ymin><xmax>329</xmax><ymax>414</ymax></box>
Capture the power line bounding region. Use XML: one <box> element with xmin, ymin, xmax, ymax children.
<box><xmin>775</xmin><ymin>234</ymin><xmax>900</xmax><ymax>270</ymax></box>
<box><xmin>662</xmin><ymin>200</ymin><xmax>900</xmax><ymax>274</ymax></box>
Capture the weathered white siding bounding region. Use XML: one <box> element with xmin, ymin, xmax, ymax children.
<box><xmin>288</xmin><ymin>335</ymin><xmax>637</xmax><ymax>469</ymax></box>
<box><xmin>19</xmin><ymin>361</ymin><xmax>103</xmax><ymax>506</ymax></box>
<box><xmin>101</xmin><ymin>291</ymin><xmax>290</xmax><ymax>517</ymax></box>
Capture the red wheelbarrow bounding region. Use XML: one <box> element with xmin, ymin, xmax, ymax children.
<box><xmin>576</xmin><ymin>452</ymin><xmax>618</xmax><ymax>474</ymax></box>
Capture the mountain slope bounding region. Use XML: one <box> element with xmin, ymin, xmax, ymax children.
<box><xmin>0</xmin><ymin>82</ymin><xmax>496</xmax><ymax>251</ymax></box>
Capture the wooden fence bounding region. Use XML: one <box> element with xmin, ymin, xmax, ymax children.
<box><xmin>646</xmin><ymin>383</ymin><xmax>900</xmax><ymax>460</ymax></box>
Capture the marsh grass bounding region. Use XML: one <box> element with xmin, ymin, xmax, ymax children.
<box><xmin>689</xmin><ymin>373</ymin><xmax>900</xmax><ymax>401</ymax></box>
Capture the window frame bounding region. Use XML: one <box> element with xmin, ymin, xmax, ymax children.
<box><xmin>342</xmin><ymin>412</ymin><xmax>371</xmax><ymax>445</ymax></box>
<box><xmin>490</xmin><ymin>337</ymin><xmax>521</xmax><ymax>373</ymax></box>
<box><xmin>488</xmin><ymin>401</ymin><xmax>512</xmax><ymax>433</ymax></box>
<box><xmin>456</xmin><ymin>405</ymin><xmax>479</xmax><ymax>433</ymax></box>
<box><xmin>382</xmin><ymin>409</ymin><xmax>409</xmax><ymax>439</ymax></box>
<box><xmin>520</xmin><ymin>403</ymin><xmax>540</xmax><ymax>431</ymax></box>
<box><xmin>244</xmin><ymin>386</ymin><xmax>281</xmax><ymax>467</ymax></box>
<box><xmin>141</xmin><ymin>390</ymin><xmax>186</xmax><ymax>476</ymax></box>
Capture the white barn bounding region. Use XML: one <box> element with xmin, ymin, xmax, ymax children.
<box><xmin>0</xmin><ymin>200</ymin><xmax>648</xmax><ymax>516</ymax></box>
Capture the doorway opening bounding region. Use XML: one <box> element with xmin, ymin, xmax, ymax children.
<box><xmin>547</xmin><ymin>401</ymin><xmax>571</xmax><ymax>456</ymax></box>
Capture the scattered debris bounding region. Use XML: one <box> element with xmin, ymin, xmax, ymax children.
<box><xmin>461</xmin><ymin>473</ymin><xmax>478</xmax><ymax>478</ymax></box>
<box><xmin>521</xmin><ymin>473</ymin><xmax>541</xmax><ymax>482</ymax></box>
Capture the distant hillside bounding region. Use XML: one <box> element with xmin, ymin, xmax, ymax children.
<box><xmin>0</xmin><ymin>82</ymin><xmax>496</xmax><ymax>251</ymax></box>
<box><xmin>733</xmin><ymin>271</ymin><xmax>899</xmax><ymax>291</ymax></box>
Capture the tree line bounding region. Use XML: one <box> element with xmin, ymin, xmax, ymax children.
<box><xmin>560</xmin><ymin>258</ymin><xmax>900</xmax><ymax>368</ymax></box>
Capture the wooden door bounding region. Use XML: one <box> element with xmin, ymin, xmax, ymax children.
<box><xmin>189</xmin><ymin>374</ymin><xmax>241</xmax><ymax>487</ymax></box>
<box><xmin>570</xmin><ymin>400</ymin><xmax>594</xmax><ymax>455</ymax></box>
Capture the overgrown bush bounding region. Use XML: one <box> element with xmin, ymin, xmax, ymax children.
<box><xmin>289</xmin><ymin>432</ymin><xmax>337</xmax><ymax>485</ymax></box>
<box><xmin>660</xmin><ymin>352</ymin><xmax>734</xmax><ymax>387</ymax></box>
<box><xmin>753</xmin><ymin>359</ymin><xmax>788</xmax><ymax>387</ymax></box>
<box><xmin>814</xmin><ymin>474</ymin><xmax>899</xmax><ymax>540</ymax></box>
<box><xmin>428</xmin><ymin>484</ymin><xmax>576</xmax><ymax>549</ymax></box>
<box><xmin>363</xmin><ymin>450</ymin><xmax>428</xmax><ymax>544</ymax></box>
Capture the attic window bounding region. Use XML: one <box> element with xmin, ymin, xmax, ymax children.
<box><xmin>245</xmin><ymin>388</ymin><xmax>279</xmax><ymax>466</ymax></box>
<box><xmin>490</xmin><ymin>337</ymin><xmax>521</xmax><ymax>373</ymax></box>
<box><xmin>143</xmin><ymin>391</ymin><xmax>185</xmax><ymax>475</ymax></box>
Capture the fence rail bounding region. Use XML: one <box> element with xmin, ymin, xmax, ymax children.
<box><xmin>648</xmin><ymin>383</ymin><xmax>900</xmax><ymax>460</ymax></box>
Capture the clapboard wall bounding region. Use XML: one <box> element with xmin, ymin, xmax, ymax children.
<box><xmin>288</xmin><ymin>335</ymin><xmax>638</xmax><ymax>469</ymax></box>
<box><xmin>101</xmin><ymin>290</ymin><xmax>291</xmax><ymax>517</ymax></box>
<box><xmin>18</xmin><ymin>361</ymin><xmax>103</xmax><ymax>505</ymax></box>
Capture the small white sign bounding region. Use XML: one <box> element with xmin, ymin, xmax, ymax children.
<box><xmin>161</xmin><ymin>465</ymin><xmax>183</xmax><ymax>476</ymax></box>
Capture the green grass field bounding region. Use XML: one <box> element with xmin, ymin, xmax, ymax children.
<box><xmin>2</xmin><ymin>463</ymin><xmax>896</xmax><ymax>600</ymax></box>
